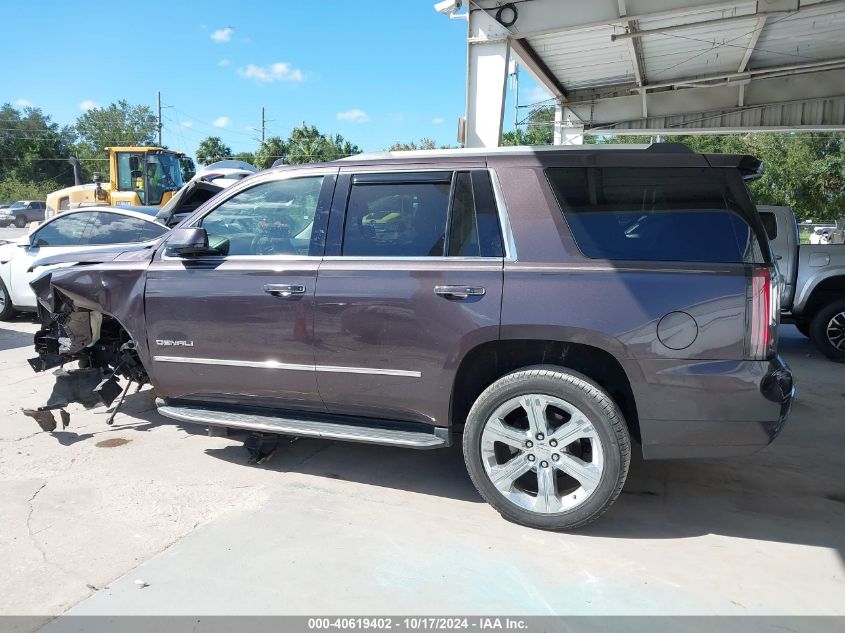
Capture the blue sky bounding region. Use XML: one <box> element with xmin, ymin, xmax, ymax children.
<box><xmin>2</xmin><ymin>0</ymin><xmax>548</xmax><ymax>158</ymax></box>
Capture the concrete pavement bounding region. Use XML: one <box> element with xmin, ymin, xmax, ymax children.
<box><xmin>0</xmin><ymin>316</ymin><xmax>843</xmax><ymax>624</ymax></box>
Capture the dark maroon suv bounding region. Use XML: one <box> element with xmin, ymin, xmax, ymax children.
<box><xmin>27</xmin><ymin>144</ymin><xmax>794</xmax><ymax>530</ymax></box>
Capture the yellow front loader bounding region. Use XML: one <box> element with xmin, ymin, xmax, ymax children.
<box><xmin>45</xmin><ymin>147</ymin><xmax>194</xmax><ymax>217</ymax></box>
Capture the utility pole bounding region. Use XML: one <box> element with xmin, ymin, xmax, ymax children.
<box><xmin>252</xmin><ymin>107</ymin><xmax>274</xmax><ymax>146</ymax></box>
<box><xmin>157</xmin><ymin>91</ymin><xmax>163</xmax><ymax>146</ymax></box>
<box><xmin>260</xmin><ymin>106</ymin><xmax>266</xmax><ymax>144</ymax></box>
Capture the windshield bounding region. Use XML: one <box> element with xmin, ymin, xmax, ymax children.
<box><xmin>10</xmin><ymin>202</ymin><xmax>26</xmax><ymax>209</ymax></box>
<box><xmin>144</xmin><ymin>153</ymin><xmax>184</xmax><ymax>205</ymax></box>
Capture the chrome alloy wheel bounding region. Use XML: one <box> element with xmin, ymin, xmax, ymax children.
<box><xmin>480</xmin><ymin>394</ymin><xmax>604</xmax><ymax>514</ymax></box>
<box><xmin>826</xmin><ymin>311</ymin><xmax>845</xmax><ymax>351</ymax></box>
<box><xmin>0</xmin><ymin>289</ymin><xmax>5</xmax><ymax>310</ymax></box>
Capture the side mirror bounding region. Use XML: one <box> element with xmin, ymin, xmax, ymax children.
<box><xmin>164</xmin><ymin>227</ymin><xmax>216</xmax><ymax>257</ymax></box>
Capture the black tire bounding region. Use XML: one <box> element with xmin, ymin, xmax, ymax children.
<box><xmin>14</xmin><ymin>215</ymin><xmax>27</xmax><ymax>228</ymax></box>
<box><xmin>809</xmin><ymin>299</ymin><xmax>845</xmax><ymax>362</ymax></box>
<box><xmin>795</xmin><ymin>321</ymin><xmax>811</xmax><ymax>338</ymax></box>
<box><xmin>0</xmin><ymin>278</ymin><xmax>18</xmax><ymax>321</ymax></box>
<box><xmin>462</xmin><ymin>366</ymin><xmax>630</xmax><ymax>531</ymax></box>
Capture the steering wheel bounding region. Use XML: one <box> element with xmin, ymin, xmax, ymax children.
<box><xmin>251</xmin><ymin>234</ymin><xmax>275</xmax><ymax>255</ymax></box>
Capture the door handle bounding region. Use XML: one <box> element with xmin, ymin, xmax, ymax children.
<box><xmin>263</xmin><ymin>284</ymin><xmax>306</xmax><ymax>298</ymax></box>
<box><xmin>434</xmin><ymin>285</ymin><xmax>486</xmax><ymax>300</ymax></box>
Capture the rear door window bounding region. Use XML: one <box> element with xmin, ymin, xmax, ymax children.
<box><xmin>341</xmin><ymin>171</ymin><xmax>503</xmax><ymax>258</ymax></box>
<box><xmin>343</xmin><ymin>176</ymin><xmax>451</xmax><ymax>257</ymax></box>
<box><xmin>85</xmin><ymin>212</ymin><xmax>168</xmax><ymax>245</ymax></box>
<box><xmin>31</xmin><ymin>213</ymin><xmax>93</xmax><ymax>247</ymax></box>
<box><xmin>546</xmin><ymin>167</ymin><xmax>764</xmax><ymax>263</ymax></box>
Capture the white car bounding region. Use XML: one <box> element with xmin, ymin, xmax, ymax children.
<box><xmin>0</xmin><ymin>207</ymin><xmax>168</xmax><ymax>320</ymax></box>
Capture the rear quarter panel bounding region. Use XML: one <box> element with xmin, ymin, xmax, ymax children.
<box><xmin>490</xmin><ymin>157</ymin><xmax>764</xmax><ymax>428</ymax></box>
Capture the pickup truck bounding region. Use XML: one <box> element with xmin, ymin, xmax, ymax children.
<box><xmin>759</xmin><ymin>205</ymin><xmax>845</xmax><ymax>361</ymax></box>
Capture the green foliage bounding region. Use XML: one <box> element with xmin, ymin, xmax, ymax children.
<box><xmin>388</xmin><ymin>138</ymin><xmax>437</xmax><ymax>151</ymax></box>
<box><xmin>255</xmin><ymin>124</ymin><xmax>361</xmax><ymax>168</ymax></box>
<box><xmin>232</xmin><ymin>151</ymin><xmax>256</xmax><ymax>165</ymax></box>
<box><xmin>73</xmin><ymin>100</ymin><xmax>158</xmax><ymax>178</ymax></box>
<box><xmin>195</xmin><ymin>137</ymin><xmax>233</xmax><ymax>165</ymax></box>
<box><xmin>591</xmin><ymin>133</ymin><xmax>845</xmax><ymax>222</ymax></box>
<box><xmin>502</xmin><ymin>106</ymin><xmax>555</xmax><ymax>146</ymax></box>
<box><xmin>0</xmin><ymin>175</ymin><xmax>63</xmax><ymax>204</ymax></box>
<box><xmin>0</xmin><ymin>103</ymin><xmax>76</xmax><ymax>188</ymax></box>
<box><xmin>286</xmin><ymin>124</ymin><xmax>360</xmax><ymax>164</ymax></box>
<box><xmin>254</xmin><ymin>136</ymin><xmax>287</xmax><ymax>169</ymax></box>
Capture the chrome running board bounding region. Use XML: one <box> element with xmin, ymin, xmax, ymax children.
<box><xmin>156</xmin><ymin>400</ymin><xmax>449</xmax><ymax>449</ymax></box>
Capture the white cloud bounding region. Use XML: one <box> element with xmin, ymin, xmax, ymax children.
<box><xmin>180</xmin><ymin>121</ymin><xmax>193</xmax><ymax>128</ymax></box>
<box><xmin>211</xmin><ymin>27</ymin><xmax>233</xmax><ymax>43</ymax></box>
<box><xmin>218</xmin><ymin>59</ymin><xmax>231</xmax><ymax>67</ymax></box>
<box><xmin>14</xmin><ymin>98</ymin><xmax>33</xmax><ymax>107</ymax></box>
<box><xmin>337</xmin><ymin>109</ymin><xmax>370</xmax><ymax>124</ymax></box>
<box><xmin>432</xmin><ymin>117</ymin><xmax>445</xmax><ymax>125</ymax></box>
<box><xmin>79</xmin><ymin>99</ymin><xmax>100</xmax><ymax>111</ymax></box>
<box><xmin>212</xmin><ymin>116</ymin><xmax>231</xmax><ymax>128</ymax></box>
<box><xmin>237</xmin><ymin>62</ymin><xmax>304</xmax><ymax>83</ymax></box>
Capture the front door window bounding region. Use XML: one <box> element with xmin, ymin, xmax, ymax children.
<box><xmin>198</xmin><ymin>176</ymin><xmax>325</xmax><ymax>257</ymax></box>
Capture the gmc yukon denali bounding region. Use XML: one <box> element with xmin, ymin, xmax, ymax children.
<box><xmin>24</xmin><ymin>144</ymin><xmax>794</xmax><ymax>530</ymax></box>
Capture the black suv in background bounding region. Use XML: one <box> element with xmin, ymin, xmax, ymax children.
<box><xmin>27</xmin><ymin>144</ymin><xmax>794</xmax><ymax>530</ymax></box>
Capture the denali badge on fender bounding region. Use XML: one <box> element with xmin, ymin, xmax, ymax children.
<box><xmin>155</xmin><ymin>340</ymin><xmax>194</xmax><ymax>347</ymax></box>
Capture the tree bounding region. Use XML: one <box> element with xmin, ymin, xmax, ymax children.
<box><xmin>254</xmin><ymin>136</ymin><xmax>288</xmax><ymax>169</ymax></box>
<box><xmin>591</xmin><ymin>132</ymin><xmax>845</xmax><ymax>222</ymax></box>
<box><xmin>255</xmin><ymin>124</ymin><xmax>361</xmax><ymax>167</ymax></box>
<box><xmin>195</xmin><ymin>137</ymin><xmax>233</xmax><ymax>165</ymax></box>
<box><xmin>0</xmin><ymin>103</ymin><xmax>76</xmax><ymax>192</ymax></box>
<box><xmin>388</xmin><ymin>138</ymin><xmax>437</xmax><ymax>151</ymax></box>
<box><xmin>502</xmin><ymin>106</ymin><xmax>555</xmax><ymax>146</ymax></box>
<box><xmin>232</xmin><ymin>151</ymin><xmax>256</xmax><ymax>165</ymax></box>
<box><xmin>73</xmin><ymin>100</ymin><xmax>158</xmax><ymax>178</ymax></box>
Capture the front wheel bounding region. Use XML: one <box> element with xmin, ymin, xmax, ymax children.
<box><xmin>14</xmin><ymin>215</ymin><xmax>27</xmax><ymax>228</ymax></box>
<box><xmin>462</xmin><ymin>366</ymin><xmax>630</xmax><ymax>531</ymax></box>
<box><xmin>809</xmin><ymin>300</ymin><xmax>845</xmax><ymax>362</ymax></box>
<box><xmin>795</xmin><ymin>321</ymin><xmax>811</xmax><ymax>338</ymax></box>
<box><xmin>0</xmin><ymin>278</ymin><xmax>18</xmax><ymax>321</ymax></box>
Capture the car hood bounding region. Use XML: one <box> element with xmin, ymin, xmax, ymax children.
<box><xmin>28</xmin><ymin>242</ymin><xmax>158</xmax><ymax>272</ymax></box>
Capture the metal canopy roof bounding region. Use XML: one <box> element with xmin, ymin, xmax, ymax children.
<box><xmin>461</xmin><ymin>0</ymin><xmax>845</xmax><ymax>145</ymax></box>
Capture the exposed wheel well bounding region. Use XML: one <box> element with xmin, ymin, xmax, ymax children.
<box><xmin>450</xmin><ymin>340</ymin><xmax>640</xmax><ymax>443</ymax></box>
<box><xmin>802</xmin><ymin>276</ymin><xmax>845</xmax><ymax>319</ymax></box>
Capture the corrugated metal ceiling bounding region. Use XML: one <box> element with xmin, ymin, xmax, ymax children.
<box><xmin>521</xmin><ymin>0</ymin><xmax>845</xmax><ymax>94</ymax></box>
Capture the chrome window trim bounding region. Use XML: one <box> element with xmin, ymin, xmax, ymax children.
<box><xmin>160</xmin><ymin>253</ymin><xmax>323</xmax><ymax>263</ymax></box>
<box><xmin>152</xmin><ymin>355</ymin><xmax>421</xmax><ymax>378</ymax></box>
<box><xmin>488</xmin><ymin>168</ymin><xmax>517</xmax><ymax>262</ymax></box>
<box><xmin>320</xmin><ymin>255</ymin><xmax>500</xmax><ymax>263</ymax></box>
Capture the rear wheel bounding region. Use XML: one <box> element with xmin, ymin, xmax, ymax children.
<box><xmin>462</xmin><ymin>366</ymin><xmax>630</xmax><ymax>531</ymax></box>
<box><xmin>0</xmin><ymin>278</ymin><xmax>17</xmax><ymax>321</ymax></box>
<box><xmin>14</xmin><ymin>215</ymin><xmax>27</xmax><ymax>228</ymax></box>
<box><xmin>810</xmin><ymin>300</ymin><xmax>845</xmax><ymax>362</ymax></box>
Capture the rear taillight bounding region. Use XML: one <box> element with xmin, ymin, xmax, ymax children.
<box><xmin>746</xmin><ymin>266</ymin><xmax>779</xmax><ymax>360</ymax></box>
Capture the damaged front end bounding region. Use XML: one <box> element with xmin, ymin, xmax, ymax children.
<box><xmin>24</xmin><ymin>255</ymin><xmax>151</xmax><ymax>432</ymax></box>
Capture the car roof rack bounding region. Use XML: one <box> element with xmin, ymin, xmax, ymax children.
<box><xmin>336</xmin><ymin>142</ymin><xmax>695</xmax><ymax>163</ymax></box>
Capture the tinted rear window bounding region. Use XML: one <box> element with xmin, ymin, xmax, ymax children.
<box><xmin>546</xmin><ymin>167</ymin><xmax>763</xmax><ymax>263</ymax></box>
